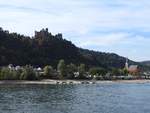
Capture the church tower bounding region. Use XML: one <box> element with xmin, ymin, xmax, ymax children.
<box><xmin>125</xmin><ymin>58</ymin><xmax>129</xmax><ymax>70</ymax></box>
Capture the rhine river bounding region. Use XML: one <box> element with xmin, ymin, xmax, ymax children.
<box><xmin>0</xmin><ymin>82</ymin><xmax>150</xmax><ymax>113</ymax></box>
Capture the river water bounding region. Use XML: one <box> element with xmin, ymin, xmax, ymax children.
<box><xmin>0</xmin><ymin>82</ymin><xmax>150</xmax><ymax>113</ymax></box>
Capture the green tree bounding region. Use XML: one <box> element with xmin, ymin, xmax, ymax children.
<box><xmin>57</xmin><ymin>59</ymin><xmax>66</xmax><ymax>79</ymax></box>
<box><xmin>0</xmin><ymin>67</ymin><xmax>23</xmax><ymax>80</ymax></box>
<box><xmin>43</xmin><ymin>65</ymin><xmax>53</xmax><ymax>78</ymax></box>
<box><xmin>111</xmin><ymin>68</ymin><xmax>121</xmax><ymax>76</ymax></box>
<box><xmin>78</xmin><ymin>64</ymin><xmax>86</xmax><ymax>79</ymax></box>
<box><xmin>0</xmin><ymin>67</ymin><xmax>11</xmax><ymax>80</ymax></box>
<box><xmin>66</xmin><ymin>63</ymin><xmax>77</xmax><ymax>79</ymax></box>
<box><xmin>20</xmin><ymin>65</ymin><xmax>38</xmax><ymax>80</ymax></box>
<box><xmin>122</xmin><ymin>68</ymin><xmax>129</xmax><ymax>76</ymax></box>
<box><xmin>89</xmin><ymin>67</ymin><xmax>107</xmax><ymax>77</ymax></box>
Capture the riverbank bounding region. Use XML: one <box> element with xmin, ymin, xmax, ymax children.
<box><xmin>0</xmin><ymin>79</ymin><xmax>150</xmax><ymax>85</ymax></box>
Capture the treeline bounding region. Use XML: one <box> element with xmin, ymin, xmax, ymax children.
<box><xmin>0</xmin><ymin>27</ymin><xmax>140</xmax><ymax>69</ymax></box>
<box><xmin>0</xmin><ymin>59</ymin><xmax>130</xmax><ymax>80</ymax></box>
<box><xmin>0</xmin><ymin>65</ymin><xmax>38</xmax><ymax>80</ymax></box>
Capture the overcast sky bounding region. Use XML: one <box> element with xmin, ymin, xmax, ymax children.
<box><xmin>0</xmin><ymin>0</ymin><xmax>150</xmax><ymax>61</ymax></box>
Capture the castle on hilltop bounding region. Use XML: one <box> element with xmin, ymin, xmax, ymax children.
<box><xmin>35</xmin><ymin>28</ymin><xmax>49</xmax><ymax>38</ymax></box>
<box><xmin>35</xmin><ymin>28</ymin><xmax>63</xmax><ymax>39</ymax></box>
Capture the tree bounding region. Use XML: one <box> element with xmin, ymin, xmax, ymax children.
<box><xmin>14</xmin><ymin>68</ymin><xmax>23</xmax><ymax>80</ymax></box>
<box><xmin>66</xmin><ymin>63</ymin><xmax>77</xmax><ymax>79</ymax></box>
<box><xmin>122</xmin><ymin>68</ymin><xmax>129</xmax><ymax>76</ymax></box>
<box><xmin>78</xmin><ymin>64</ymin><xmax>86</xmax><ymax>79</ymax></box>
<box><xmin>0</xmin><ymin>67</ymin><xmax>11</xmax><ymax>80</ymax></box>
<box><xmin>89</xmin><ymin>67</ymin><xmax>107</xmax><ymax>76</ymax></box>
<box><xmin>43</xmin><ymin>65</ymin><xmax>53</xmax><ymax>78</ymax></box>
<box><xmin>57</xmin><ymin>59</ymin><xmax>66</xmax><ymax>79</ymax></box>
<box><xmin>20</xmin><ymin>65</ymin><xmax>38</xmax><ymax>80</ymax></box>
<box><xmin>111</xmin><ymin>68</ymin><xmax>121</xmax><ymax>76</ymax></box>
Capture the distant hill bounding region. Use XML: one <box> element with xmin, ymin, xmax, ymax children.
<box><xmin>0</xmin><ymin>27</ymin><xmax>147</xmax><ymax>70</ymax></box>
<box><xmin>141</xmin><ymin>61</ymin><xmax>150</xmax><ymax>66</ymax></box>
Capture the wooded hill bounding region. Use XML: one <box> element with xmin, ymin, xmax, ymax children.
<box><xmin>0</xmin><ymin>27</ymin><xmax>147</xmax><ymax>70</ymax></box>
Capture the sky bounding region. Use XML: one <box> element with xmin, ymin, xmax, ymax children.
<box><xmin>0</xmin><ymin>0</ymin><xmax>150</xmax><ymax>61</ymax></box>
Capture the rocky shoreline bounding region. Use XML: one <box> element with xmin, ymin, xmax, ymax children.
<box><xmin>0</xmin><ymin>79</ymin><xmax>150</xmax><ymax>85</ymax></box>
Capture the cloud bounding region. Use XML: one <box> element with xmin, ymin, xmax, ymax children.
<box><xmin>0</xmin><ymin>0</ymin><xmax>150</xmax><ymax>61</ymax></box>
<box><xmin>1</xmin><ymin>0</ymin><xmax>150</xmax><ymax>35</ymax></box>
<box><xmin>73</xmin><ymin>32</ymin><xmax>150</xmax><ymax>61</ymax></box>
<box><xmin>74</xmin><ymin>32</ymin><xmax>150</xmax><ymax>48</ymax></box>
<box><xmin>76</xmin><ymin>33</ymin><xmax>127</xmax><ymax>46</ymax></box>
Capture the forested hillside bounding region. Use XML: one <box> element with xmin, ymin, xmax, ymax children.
<box><xmin>0</xmin><ymin>27</ymin><xmax>142</xmax><ymax>69</ymax></box>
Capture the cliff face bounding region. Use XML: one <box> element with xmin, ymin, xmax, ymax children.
<box><xmin>0</xmin><ymin>28</ymin><xmax>142</xmax><ymax>69</ymax></box>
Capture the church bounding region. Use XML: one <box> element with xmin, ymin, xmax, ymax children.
<box><xmin>125</xmin><ymin>58</ymin><xmax>139</xmax><ymax>75</ymax></box>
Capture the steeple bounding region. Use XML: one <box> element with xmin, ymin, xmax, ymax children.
<box><xmin>125</xmin><ymin>58</ymin><xmax>128</xmax><ymax>70</ymax></box>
